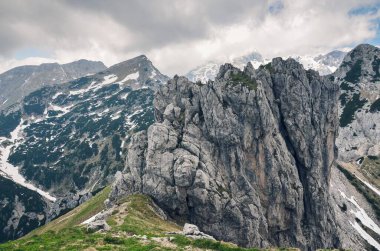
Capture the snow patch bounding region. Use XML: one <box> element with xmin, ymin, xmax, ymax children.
<box><xmin>125</xmin><ymin>108</ymin><xmax>143</xmax><ymax>130</ymax></box>
<box><xmin>340</xmin><ymin>190</ymin><xmax>380</xmax><ymax>236</ymax></box>
<box><xmin>120</xmin><ymin>72</ymin><xmax>139</xmax><ymax>83</ymax></box>
<box><xmin>120</xmin><ymin>93</ymin><xmax>129</xmax><ymax>99</ymax></box>
<box><xmin>52</xmin><ymin>92</ymin><xmax>63</xmax><ymax>100</ymax></box>
<box><xmin>150</xmin><ymin>70</ymin><xmax>157</xmax><ymax>78</ymax></box>
<box><xmin>92</xmin><ymin>75</ymin><xmax>118</xmax><ymax>91</ymax></box>
<box><xmin>110</xmin><ymin>113</ymin><xmax>121</xmax><ymax>120</ymax></box>
<box><xmin>48</xmin><ymin>104</ymin><xmax>74</xmax><ymax>118</ymax></box>
<box><xmin>69</xmin><ymin>81</ymin><xmax>98</xmax><ymax>96</ymax></box>
<box><xmin>0</xmin><ymin>120</ymin><xmax>56</xmax><ymax>201</ymax></box>
<box><xmin>350</xmin><ymin>221</ymin><xmax>380</xmax><ymax>250</ymax></box>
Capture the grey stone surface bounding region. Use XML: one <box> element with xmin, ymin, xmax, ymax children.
<box><xmin>86</xmin><ymin>220</ymin><xmax>110</xmax><ymax>232</ymax></box>
<box><xmin>182</xmin><ymin>223</ymin><xmax>215</xmax><ymax>240</ymax></box>
<box><xmin>333</xmin><ymin>44</ymin><xmax>380</xmax><ymax>162</ymax></box>
<box><xmin>111</xmin><ymin>57</ymin><xmax>341</xmax><ymax>250</ymax></box>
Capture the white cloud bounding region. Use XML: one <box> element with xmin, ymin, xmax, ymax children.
<box><xmin>0</xmin><ymin>0</ymin><xmax>379</xmax><ymax>76</ymax></box>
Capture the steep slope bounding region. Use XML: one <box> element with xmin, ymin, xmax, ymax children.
<box><xmin>333</xmin><ymin>44</ymin><xmax>380</xmax><ymax>162</ymax></box>
<box><xmin>0</xmin><ymin>55</ymin><xmax>169</xmax><ymax>241</ymax></box>
<box><xmin>0</xmin><ymin>60</ymin><xmax>106</xmax><ymax>110</ymax></box>
<box><xmin>0</xmin><ymin>186</ymin><xmax>301</xmax><ymax>251</ymax></box>
<box><xmin>327</xmin><ymin>44</ymin><xmax>380</xmax><ymax>251</ymax></box>
<box><xmin>111</xmin><ymin>58</ymin><xmax>341</xmax><ymax>250</ymax></box>
<box><xmin>0</xmin><ymin>176</ymin><xmax>48</xmax><ymax>242</ymax></box>
<box><xmin>3</xmin><ymin>55</ymin><xmax>168</xmax><ymax>195</ymax></box>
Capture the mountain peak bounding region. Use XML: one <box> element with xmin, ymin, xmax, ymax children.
<box><xmin>0</xmin><ymin>59</ymin><xmax>107</xmax><ymax>110</ymax></box>
<box><xmin>104</xmin><ymin>55</ymin><xmax>169</xmax><ymax>88</ymax></box>
<box><xmin>351</xmin><ymin>43</ymin><xmax>379</xmax><ymax>53</ymax></box>
<box><xmin>107</xmin><ymin>55</ymin><xmax>152</xmax><ymax>72</ymax></box>
<box><xmin>335</xmin><ymin>43</ymin><xmax>380</xmax><ymax>84</ymax></box>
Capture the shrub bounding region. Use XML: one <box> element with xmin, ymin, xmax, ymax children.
<box><xmin>103</xmin><ymin>236</ymin><xmax>125</xmax><ymax>245</ymax></box>
<box><xmin>370</xmin><ymin>98</ymin><xmax>380</xmax><ymax>113</ymax></box>
<box><xmin>339</xmin><ymin>93</ymin><xmax>367</xmax><ymax>127</ymax></box>
<box><xmin>345</xmin><ymin>59</ymin><xmax>363</xmax><ymax>83</ymax></box>
<box><xmin>229</xmin><ymin>72</ymin><xmax>257</xmax><ymax>91</ymax></box>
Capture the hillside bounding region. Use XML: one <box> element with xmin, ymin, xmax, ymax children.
<box><xmin>0</xmin><ymin>54</ymin><xmax>169</xmax><ymax>242</ymax></box>
<box><xmin>0</xmin><ymin>187</ymin><xmax>302</xmax><ymax>251</ymax></box>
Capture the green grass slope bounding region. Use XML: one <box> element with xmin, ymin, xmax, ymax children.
<box><xmin>0</xmin><ymin>187</ymin><xmax>303</xmax><ymax>251</ymax></box>
<box><xmin>26</xmin><ymin>186</ymin><xmax>111</xmax><ymax>236</ymax></box>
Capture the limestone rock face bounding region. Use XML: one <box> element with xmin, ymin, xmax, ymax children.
<box><xmin>333</xmin><ymin>44</ymin><xmax>380</xmax><ymax>161</ymax></box>
<box><xmin>182</xmin><ymin>223</ymin><xmax>215</xmax><ymax>240</ymax></box>
<box><xmin>111</xmin><ymin>58</ymin><xmax>341</xmax><ymax>250</ymax></box>
<box><xmin>86</xmin><ymin>220</ymin><xmax>111</xmax><ymax>233</ymax></box>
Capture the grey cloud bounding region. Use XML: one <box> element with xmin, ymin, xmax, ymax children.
<box><xmin>0</xmin><ymin>0</ymin><xmax>268</xmax><ymax>56</ymax></box>
<box><xmin>0</xmin><ymin>0</ymin><xmax>378</xmax><ymax>75</ymax></box>
<box><xmin>63</xmin><ymin>0</ymin><xmax>267</xmax><ymax>50</ymax></box>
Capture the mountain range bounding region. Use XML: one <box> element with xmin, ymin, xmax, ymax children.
<box><xmin>186</xmin><ymin>50</ymin><xmax>347</xmax><ymax>83</ymax></box>
<box><xmin>0</xmin><ymin>44</ymin><xmax>379</xmax><ymax>250</ymax></box>
<box><xmin>0</xmin><ymin>60</ymin><xmax>106</xmax><ymax>111</ymax></box>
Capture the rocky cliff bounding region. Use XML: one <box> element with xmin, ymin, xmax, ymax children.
<box><xmin>111</xmin><ymin>58</ymin><xmax>341</xmax><ymax>250</ymax></box>
<box><xmin>333</xmin><ymin>44</ymin><xmax>380</xmax><ymax>161</ymax></box>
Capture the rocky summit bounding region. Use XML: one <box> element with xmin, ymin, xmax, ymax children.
<box><xmin>333</xmin><ymin>44</ymin><xmax>380</xmax><ymax>161</ymax></box>
<box><xmin>111</xmin><ymin>58</ymin><xmax>340</xmax><ymax>250</ymax></box>
<box><xmin>0</xmin><ymin>59</ymin><xmax>106</xmax><ymax>111</ymax></box>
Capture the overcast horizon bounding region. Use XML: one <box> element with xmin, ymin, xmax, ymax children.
<box><xmin>0</xmin><ymin>0</ymin><xmax>379</xmax><ymax>76</ymax></box>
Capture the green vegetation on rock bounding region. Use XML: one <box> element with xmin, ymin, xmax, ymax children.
<box><xmin>344</xmin><ymin>59</ymin><xmax>363</xmax><ymax>83</ymax></box>
<box><xmin>23</xmin><ymin>87</ymin><xmax>55</xmax><ymax>115</ymax></box>
<box><xmin>339</xmin><ymin>93</ymin><xmax>348</xmax><ymax>106</ymax></box>
<box><xmin>229</xmin><ymin>72</ymin><xmax>258</xmax><ymax>91</ymax></box>
<box><xmin>370</xmin><ymin>98</ymin><xmax>380</xmax><ymax>113</ymax></box>
<box><xmin>360</xmin><ymin>156</ymin><xmax>380</xmax><ymax>189</ymax></box>
<box><xmin>372</xmin><ymin>56</ymin><xmax>380</xmax><ymax>81</ymax></box>
<box><xmin>340</xmin><ymin>82</ymin><xmax>355</xmax><ymax>91</ymax></box>
<box><xmin>0</xmin><ymin>110</ymin><xmax>21</xmax><ymax>137</ymax></box>
<box><xmin>339</xmin><ymin>93</ymin><xmax>367</xmax><ymax>127</ymax></box>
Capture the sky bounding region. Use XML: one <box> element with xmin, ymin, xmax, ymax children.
<box><xmin>0</xmin><ymin>0</ymin><xmax>379</xmax><ymax>76</ymax></box>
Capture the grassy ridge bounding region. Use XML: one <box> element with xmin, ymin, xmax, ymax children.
<box><xmin>26</xmin><ymin>186</ymin><xmax>111</xmax><ymax>236</ymax></box>
<box><xmin>1</xmin><ymin>191</ymin><xmax>304</xmax><ymax>251</ymax></box>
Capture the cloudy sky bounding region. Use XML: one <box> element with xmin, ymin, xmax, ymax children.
<box><xmin>0</xmin><ymin>0</ymin><xmax>379</xmax><ymax>76</ymax></box>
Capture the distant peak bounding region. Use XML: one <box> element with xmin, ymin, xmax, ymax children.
<box><xmin>136</xmin><ymin>55</ymin><xmax>148</xmax><ymax>60</ymax></box>
<box><xmin>351</xmin><ymin>43</ymin><xmax>379</xmax><ymax>53</ymax></box>
<box><xmin>341</xmin><ymin>43</ymin><xmax>380</xmax><ymax>63</ymax></box>
<box><xmin>68</xmin><ymin>59</ymin><xmax>101</xmax><ymax>63</ymax></box>
<box><xmin>126</xmin><ymin>54</ymin><xmax>150</xmax><ymax>63</ymax></box>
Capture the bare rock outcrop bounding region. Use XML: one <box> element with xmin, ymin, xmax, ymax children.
<box><xmin>111</xmin><ymin>58</ymin><xmax>341</xmax><ymax>250</ymax></box>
